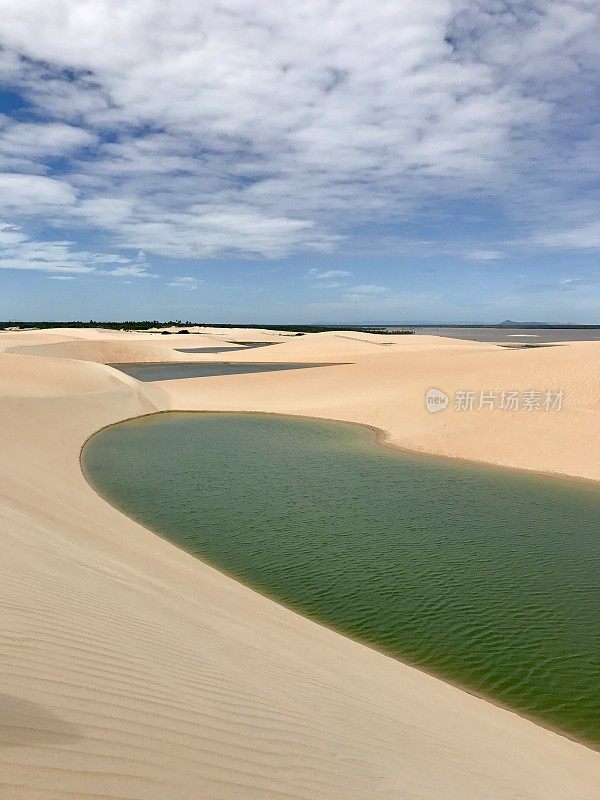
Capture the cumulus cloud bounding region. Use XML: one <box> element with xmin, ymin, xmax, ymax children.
<box><xmin>0</xmin><ymin>0</ymin><xmax>598</xmax><ymax>263</ymax></box>
<box><xmin>0</xmin><ymin>223</ymin><xmax>156</xmax><ymax>276</ymax></box>
<box><xmin>0</xmin><ymin>173</ymin><xmax>77</xmax><ymax>212</ymax></box>
<box><xmin>0</xmin><ymin>118</ymin><xmax>95</xmax><ymax>160</ymax></box>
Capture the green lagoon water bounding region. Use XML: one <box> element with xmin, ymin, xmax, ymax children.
<box><xmin>82</xmin><ymin>412</ymin><xmax>600</xmax><ymax>746</ymax></box>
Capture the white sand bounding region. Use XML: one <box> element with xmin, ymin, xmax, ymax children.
<box><xmin>0</xmin><ymin>328</ymin><xmax>599</xmax><ymax>799</ymax></box>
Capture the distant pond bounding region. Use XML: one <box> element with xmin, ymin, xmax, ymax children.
<box><xmin>110</xmin><ymin>362</ymin><xmax>337</xmax><ymax>381</ymax></box>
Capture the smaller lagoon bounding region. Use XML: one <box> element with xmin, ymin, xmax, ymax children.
<box><xmin>111</xmin><ymin>362</ymin><xmax>336</xmax><ymax>381</ymax></box>
<box><xmin>176</xmin><ymin>343</ymin><xmax>277</xmax><ymax>354</ymax></box>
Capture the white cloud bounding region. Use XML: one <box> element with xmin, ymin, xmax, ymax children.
<box><xmin>0</xmin><ymin>223</ymin><xmax>157</xmax><ymax>276</ymax></box>
<box><xmin>100</xmin><ymin>264</ymin><xmax>157</xmax><ymax>278</ymax></box>
<box><xmin>0</xmin><ymin>174</ymin><xmax>77</xmax><ymax>212</ymax></box>
<box><xmin>0</xmin><ymin>118</ymin><xmax>95</xmax><ymax>160</ymax></box>
<box><xmin>306</xmin><ymin>267</ymin><xmax>352</xmax><ymax>288</ymax></box>
<box><xmin>166</xmin><ymin>275</ymin><xmax>201</xmax><ymax>289</ymax></box>
<box><xmin>0</xmin><ymin>1</ymin><xmax>598</xmax><ymax>260</ymax></box>
<box><xmin>535</xmin><ymin>221</ymin><xmax>600</xmax><ymax>249</ymax></box>
<box><xmin>307</xmin><ymin>268</ymin><xmax>351</xmax><ymax>280</ymax></box>
<box><xmin>345</xmin><ymin>284</ymin><xmax>387</xmax><ymax>294</ymax></box>
<box><xmin>47</xmin><ymin>275</ymin><xmax>76</xmax><ymax>280</ymax></box>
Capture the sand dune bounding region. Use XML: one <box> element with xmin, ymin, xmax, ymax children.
<box><xmin>170</xmin><ymin>330</ymin><xmax>493</xmax><ymax>363</ymax></box>
<box><xmin>146</xmin><ymin>325</ymin><xmax>296</xmax><ymax>342</ymax></box>
<box><xmin>163</xmin><ymin>332</ymin><xmax>600</xmax><ymax>482</ymax></box>
<box><xmin>0</xmin><ymin>329</ymin><xmax>599</xmax><ymax>799</ymax></box>
<box><xmin>0</xmin><ymin>329</ymin><xmax>249</xmax><ymax>363</ymax></box>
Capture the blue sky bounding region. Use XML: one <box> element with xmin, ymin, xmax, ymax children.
<box><xmin>0</xmin><ymin>1</ymin><xmax>599</xmax><ymax>323</ymax></box>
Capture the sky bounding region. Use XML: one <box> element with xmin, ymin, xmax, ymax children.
<box><xmin>0</xmin><ymin>0</ymin><xmax>599</xmax><ymax>324</ymax></box>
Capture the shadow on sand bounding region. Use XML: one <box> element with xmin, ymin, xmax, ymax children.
<box><xmin>0</xmin><ymin>694</ymin><xmax>81</xmax><ymax>747</ymax></box>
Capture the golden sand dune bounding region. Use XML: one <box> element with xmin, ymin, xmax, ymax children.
<box><xmin>192</xmin><ymin>330</ymin><xmax>493</xmax><ymax>364</ymax></box>
<box><xmin>164</xmin><ymin>332</ymin><xmax>600</xmax><ymax>482</ymax></box>
<box><xmin>146</xmin><ymin>325</ymin><xmax>295</xmax><ymax>342</ymax></box>
<box><xmin>0</xmin><ymin>329</ymin><xmax>248</xmax><ymax>363</ymax></box>
<box><xmin>0</xmin><ymin>329</ymin><xmax>599</xmax><ymax>799</ymax></box>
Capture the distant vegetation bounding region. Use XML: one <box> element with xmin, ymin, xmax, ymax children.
<box><xmin>0</xmin><ymin>320</ymin><xmax>415</xmax><ymax>335</ymax></box>
<box><xmin>3</xmin><ymin>319</ymin><xmax>600</xmax><ymax>332</ymax></box>
<box><xmin>0</xmin><ymin>320</ymin><xmax>180</xmax><ymax>331</ymax></box>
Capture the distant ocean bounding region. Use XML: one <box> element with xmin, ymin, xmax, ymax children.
<box><xmin>384</xmin><ymin>327</ymin><xmax>600</xmax><ymax>344</ymax></box>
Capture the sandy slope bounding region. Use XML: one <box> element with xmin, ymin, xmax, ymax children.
<box><xmin>0</xmin><ymin>329</ymin><xmax>599</xmax><ymax>799</ymax></box>
<box><xmin>0</xmin><ymin>329</ymin><xmax>248</xmax><ymax>362</ymax></box>
<box><xmin>145</xmin><ymin>325</ymin><xmax>297</xmax><ymax>341</ymax></box>
<box><xmin>164</xmin><ymin>331</ymin><xmax>600</xmax><ymax>482</ymax></box>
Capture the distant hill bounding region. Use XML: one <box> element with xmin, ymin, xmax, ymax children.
<box><xmin>497</xmin><ymin>320</ymin><xmax>551</xmax><ymax>327</ymax></box>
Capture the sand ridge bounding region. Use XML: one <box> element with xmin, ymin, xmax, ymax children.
<box><xmin>160</xmin><ymin>332</ymin><xmax>600</xmax><ymax>482</ymax></box>
<box><xmin>0</xmin><ymin>329</ymin><xmax>599</xmax><ymax>799</ymax></box>
<box><xmin>0</xmin><ymin>329</ymin><xmax>249</xmax><ymax>363</ymax></box>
